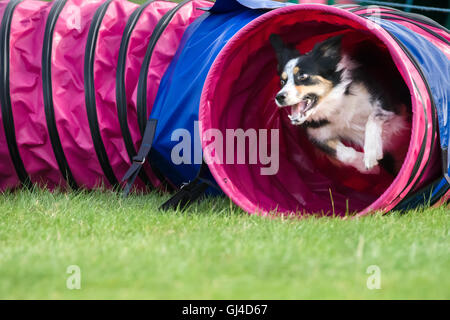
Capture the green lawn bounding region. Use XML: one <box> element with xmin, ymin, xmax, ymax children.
<box><xmin>0</xmin><ymin>189</ymin><xmax>448</xmax><ymax>299</ymax></box>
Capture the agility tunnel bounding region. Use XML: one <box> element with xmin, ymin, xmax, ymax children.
<box><xmin>0</xmin><ymin>0</ymin><xmax>211</xmax><ymax>192</ymax></box>
<box><xmin>0</xmin><ymin>0</ymin><xmax>449</xmax><ymax>216</ymax></box>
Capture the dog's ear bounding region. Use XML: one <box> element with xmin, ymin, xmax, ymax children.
<box><xmin>269</xmin><ymin>34</ymin><xmax>286</xmax><ymax>54</ymax></box>
<box><xmin>269</xmin><ymin>34</ymin><xmax>297</xmax><ymax>72</ymax></box>
<box><xmin>311</xmin><ymin>35</ymin><xmax>343</xmax><ymax>61</ymax></box>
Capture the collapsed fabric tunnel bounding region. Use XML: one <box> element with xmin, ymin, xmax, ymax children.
<box><xmin>0</xmin><ymin>0</ymin><xmax>449</xmax><ymax>216</ymax></box>
<box><xmin>0</xmin><ymin>0</ymin><xmax>211</xmax><ymax>191</ymax></box>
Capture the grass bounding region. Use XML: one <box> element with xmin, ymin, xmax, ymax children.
<box><xmin>2</xmin><ymin>0</ymin><xmax>448</xmax><ymax>300</ymax></box>
<box><xmin>0</xmin><ymin>189</ymin><xmax>448</xmax><ymax>299</ymax></box>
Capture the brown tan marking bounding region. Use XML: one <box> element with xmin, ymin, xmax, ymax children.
<box><xmin>326</xmin><ymin>139</ymin><xmax>339</xmax><ymax>149</ymax></box>
<box><xmin>295</xmin><ymin>75</ymin><xmax>333</xmax><ymax>103</ymax></box>
<box><xmin>281</xmin><ymin>72</ymin><xmax>288</xmax><ymax>80</ymax></box>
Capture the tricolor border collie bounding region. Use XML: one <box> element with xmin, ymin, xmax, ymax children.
<box><xmin>270</xmin><ymin>34</ymin><xmax>410</xmax><ymax>175</ymax></box>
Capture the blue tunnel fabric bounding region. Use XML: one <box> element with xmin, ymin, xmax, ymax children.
<box><xmin>208</xmin><ymin>0</ymin><xmax>290</xmax><ymax>13</ymax></box>
<box><xmin>149</xmin><ymin>6</ymin><xmax>266</xmax><ymax>188</ymax></box>
<box><xmin>378</xmin><ymin>20</ymin><xmax>449</xmax><ymax>170</ymax></box>
<box><xmin>376</xmin><ymin>19</ymin><xmax>450</xmax><ymax>208</ymax></box>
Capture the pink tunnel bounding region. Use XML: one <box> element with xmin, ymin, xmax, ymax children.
<box><xmin>199</xmin><ymin>4</ymin><xmax>448</xmax><ymax>216</ymax></box>
<box><xmin>0</xmin><ymin>0</ymin><xmax>211</xmax><ymax>191</ymax></box>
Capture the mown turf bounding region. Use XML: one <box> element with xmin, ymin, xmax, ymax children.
<box><xmin>0</xmin><ymin>189</ymin><xmax>448</xmax><ymax>299</ymax></box>
<box><xmin>3</xmin><ymin>0</ymin><xmax>449</xmax><ymax>300</ymax></box>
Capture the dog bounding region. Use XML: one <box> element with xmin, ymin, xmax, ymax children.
<box><xmin>270</xmin><ymin>34</ymin><xmax>410</xmax><ymax>174</ymax></box>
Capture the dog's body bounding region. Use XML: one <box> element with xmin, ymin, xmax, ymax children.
<box><xmin>270</xmin><ymin>34</ymin><xmax>410</xmax><ymax>174</ymax></box>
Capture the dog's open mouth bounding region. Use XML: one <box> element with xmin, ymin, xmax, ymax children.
<box><xmin>288</xmin><ymin>94</ymin><xmax>317</xmax><ymax>125</ymax></box>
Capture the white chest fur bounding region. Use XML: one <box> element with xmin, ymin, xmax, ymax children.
<box><xmin>305</xmin><ymin>79</ymin><xmax>409</xmax><ymax>173</ymax></box>
<box><xmin>306</xmin><ymin>82</ymin><xmax>374</xmax><ymax>148</ymax></box>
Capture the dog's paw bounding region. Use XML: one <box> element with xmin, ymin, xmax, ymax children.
<box><xmin>364</xmin><ymin>152</ymin><xmax>379</xmax><ymax>171</ymax></box>
<box><xmin>361</xmin><ymin>163</ymin><xmax>380</xmax><ymax>174</ymax></box>
<box><xmin>353</xmin><ymin>158</ymin><xmax>380</xmax><ymax>174</ymax></box>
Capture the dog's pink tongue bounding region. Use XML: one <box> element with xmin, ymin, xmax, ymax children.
<box><xmin>291</xmin><ymin>101</ymin><xmax>307</xmax><ymax>117</ymax></box>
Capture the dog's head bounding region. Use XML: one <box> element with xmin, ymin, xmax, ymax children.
<box><xmin>270</xmin><ymin>34</ymin><xmax>344</xmax><ymax>125</ymax></box>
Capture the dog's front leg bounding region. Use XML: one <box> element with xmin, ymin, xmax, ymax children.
<box><xmin>364</xmin><ymin>111</ymin><xmax>391</xmax><ymax>170</ymax></box>
<box><xmin>334</xmin><ymin>140</ymin><xmax>372</xmax><ymax>173</ymax></box>
<box><xmin>313</xmin><ymin>138</ymin><xmax>372</xmax><ymax>173</ymax></box>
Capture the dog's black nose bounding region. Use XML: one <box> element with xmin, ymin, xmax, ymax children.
<box><xmin>276</xmin><ymin>93</ymin><xmax>286</xmax><ymax>104</ymax></box>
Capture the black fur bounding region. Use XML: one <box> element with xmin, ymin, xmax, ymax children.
<box><xmin>294</xmin><ymin>37</ymin><xmax>344</xmax><ymax>87</ymax></box>
<box><xmin>269</xmin><ymin>34</ymin><xmax>301</xmax><ymax>74</ymax></box>
<box><xmin>310</xmin><ymin>138</ymin><xmax>336</xmax><ymax>157</ymax></box>
<box><xmin>379</xmin><ymin>152</ymin><xmax>396</xmax><ymax>176</ymax></box>
<box><xmin>349</xmin><ymin>67</ymin><xmax>400</xmax><ymax>114</ymax></box>
<box><xmin>307</xmin><ymin>35</ymin><xmax>344</xmax><ymax>86</ymax></box>
<box><xmin>344</xmin><ymin>83</ymin><xmax>354</xmax><ymax>96</ymax></box>
<box><xmin>270</xmin><ymin>34</ymin><xmax>344</xmax><ymax>87</ymax></box>
<box><xmin>270</xmin><ymin>34</ymin><xmax>407</xmax><ymax>116</ymax></box>
<box><xmin>301</xmin><ymin>119</ymin><xmax>330</xmax><ymax>129</ymax></box>
<box><xmin>351</xmin><ymin>40</ymin><xmax>410</xmax><ymax>114</ymax></box>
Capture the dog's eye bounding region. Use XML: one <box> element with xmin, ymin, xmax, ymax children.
<box><xmin>298</xmin><ymin>74</ymin><xmax>309</xmax><ymax>81</ymax></box>
<box><xmin>280</xmin><ymin>79</ymin><xmax>286</xmax><ymax>86</ymax></box>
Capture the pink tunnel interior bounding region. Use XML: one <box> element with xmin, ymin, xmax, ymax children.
<box><xmin>200</xmin><ymin>5</ymin><xmax>443</xmax><ymax>216</ymax></box>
